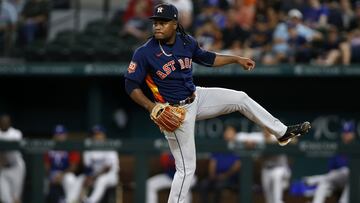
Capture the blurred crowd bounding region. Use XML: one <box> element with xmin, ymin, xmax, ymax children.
<box><xmin>0</xmin><ymin>0</ymin><xmax>50</xmax><ymax>56</ymax></box>
<box><xmin>119</xmin><ymin>0</ymin><xmax>360</xmax><ymax>66</ymax></box>
<box><xmin>1</xmin><ymin>0</ymin><xmax>360</xmax><ymax>65</ymax></box>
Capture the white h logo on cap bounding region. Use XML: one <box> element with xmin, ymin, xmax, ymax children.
<box><xmin>157</xmin><ymin>7</ymin><xmax>163</xmax><ymax>13</ymax></box>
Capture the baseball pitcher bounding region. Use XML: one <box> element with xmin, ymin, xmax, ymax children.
<box><xmin>124</xmin><ymin>3</ymin><xmax>311</xmax><ymax>203</ymax></box>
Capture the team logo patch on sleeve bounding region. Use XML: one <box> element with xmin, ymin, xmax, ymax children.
<box><xmin>128</xmin><ymin>61</ymin><xmax>137</xmax><ymax>73</ymax></box>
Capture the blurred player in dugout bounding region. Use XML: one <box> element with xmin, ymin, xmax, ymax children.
<box><xmin>50</xmin><ymin>125</ymin><xmax>120</xmax><ymax>203</ymax></box>
<box><xmin>0</xmin><ymin>114</ymin><xmax>26</xmax><ymax>203</ymax></box>
<box><xmin>198</xmin><ymin>125</ymin><xmax>241</xmax><ymax>203</ymax></box>
<box><xmin>45</xmin><ymin>124</ymin><xmax>82</xmax><ymax>203</ymax></box>
<box><xmin>222</xmin><ymin>124</ymin><xmax>292</xmax><ymax>203</ymax></box>
<box><xmin>80</xmin><ymin>125</ymin><xmax>120</xmax><ymax>203</ymax></box>
<box><xmin>146</xmin><ymin>151</ymin><xmax>197</xmax><ymax>203</ymax></box>
<box><xmin>304</xmin><ymin>121</ymin><xmax>356</xmax><ymax>203</ymax></box>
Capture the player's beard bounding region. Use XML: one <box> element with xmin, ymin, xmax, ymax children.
<box><xmin>154</xmin><ymin>32</ymin><xmax>169</xmax><ymax>42</ymax></box>
<box><xmin>155</xmin><ymin>32</ymin><xmax>176</xmax><ymax>45</ymax></box>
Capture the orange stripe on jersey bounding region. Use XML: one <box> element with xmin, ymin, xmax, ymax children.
<box><xmin>145</xmin><ymin>75</ymin><xmax>165</xmax><ymax>103</ymax></box>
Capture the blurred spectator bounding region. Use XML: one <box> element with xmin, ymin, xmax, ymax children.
<box><xmin>327</xmin><ymin>0</ymin><xmax>354</xmax><ymax>31</ymax></box>
<box><xmin>221</xmin><ymin>39</ymin><xmax>253</xmax><ymax>59</ymax></box>
<box><xmin>339</xmin><ymin>0</ymin><xmax>355</xmax><ymax>30</ymax></box>
<box><xmin>0</xmin><ymin>114</ymin><xmax>26</xmax><ymax>203</ymax></box>
<box><xmin>120</xmin><ymin>0</ymin><xmax>152</xmax><ymax>41</ymax></box>
<box><xmin>348</xmin><ymin>1</ymin><xmax>360</xmax><ymax>32</ymax></box>
<box><xmin>81</xmin><ymin>125</ymin><xmax>120</xmax><ymax>203</ymax></box>
<box><xmin>348</xmin><ymin>2</ymin><xmax>360</xmax><ymax>63</ymax></box>
<box><xmin>221</xmin><ymin>7</ymin><xmax>250</xmax><ymax>50</ymax></box>
<box><xmin>304</xmin><ymin>121</ymin><xmax>356</xmax><ymax>203</ymax></box>
<box><xmin>17</xmin><ymin>0</ymin><xmax>50</xmax><ymax>46</ymax></box>
<box><xmin>194</xmin><ymin>0</ymin><xmax>227</xmax><ymax>30</ymax></box>
<box><xmin>234</xmin><ymin>0</ymin><xmax>257</xmax><ymax>30</ymax></box>
<box><xmin>349</xmin><ymin>28</ymin><xmax>360</xmax><ymax>63</ymax></box>
<box><xmin>45</xmin><ymin>125</ymin><xmax>82</xmax><ymax>203</ymax></box>
<box><xmin>198</xmin><ymin>125</ymin><xmax>241</xmax><ymax>203</ymax></box>
<box><xmin>260</xmin><ymin>129</ymin><xmax>291</xmax><ymax>203</ymax></box>
<box><xmin>122</xmin><ymin>0</ymin><xmax>154</xmax><ymax>23</ymax></box>
<box><xmin>163</xmin><ymin>0</ymin><xmax>193</xmax><ymax>30</ymax></box>
<box><xmin>255</xmin><ymin>0</ymin><xmax>280</xmax><ymax>30</ymax></box>
<box><xmin>279</xmin><ymin>0</ymin><xmax>305</xmax><ymax>14</ymax></box>
<box><xmin>314</xmin><ymin>25</ymin><xmax>351</xmax><ymax>66</ymax></box>
<box><xmin>271</xmin><ymin>9</ymin><xmax>322</xmax><ymax>64</ymax></box>
<box><xmin>302</xmin><ymin>0</ymin><xmax>330</xmax><ymax>29</ymax></box>
<box><xmin>287</xmin><ymin>22</ymin><xmax>312</xmax><ymax>63</ymax></box>
<box><xmin>195</xmin><ymin>19</ymin><xmax>223</xmax><ymax>51</ymax></box>
<box><xmin>146</xmin><ymin>151</ymin><xmax>196</xmax><ymax>203</ymax></box>
<box><xmin>0</xmin><ymin>0</ymin><xmax>18</xmax><ymax>56</ymax></box>
<box><xmin>246</xmin><ymin>15</ymin><xmax>273</xmax><ymax>63</ymax></box>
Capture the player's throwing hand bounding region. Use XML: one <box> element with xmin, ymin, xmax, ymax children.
<box><xmin>239</xmin><ymin>57</ymin><xmax>255</xmax><ymax>71</ymax></box>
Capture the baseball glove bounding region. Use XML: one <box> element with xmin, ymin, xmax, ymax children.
<box><xmin>150</xmin><ymin>103</ymin><xmax>186</xmax><ymax>132</ymax></box>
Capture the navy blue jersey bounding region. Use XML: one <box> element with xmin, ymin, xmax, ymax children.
<box><xmin>328</xmin><ymin>154</ymin><xmax>348</xmax><ymax>171</ymax></box>
<box><xmin>211</xmin><ymin>152</ymin><xmax>240</xmax><ymax>183</ymax></box>
<box><xmin>45</xmin><ymin>150</ymin><xmax>81</xmax><ymax>172</ymax></box>
<box><xmin>211</xmin><ymin>153</ymin><xmax>240</xmax><ymax>175</ymax></box>
<box><xmin>125</xmin><ymin>33</ymin><xmax>216</xmax><ymax>104</ymax></box>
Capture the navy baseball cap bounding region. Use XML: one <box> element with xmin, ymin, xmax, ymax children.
<box><xmin>92</xmin><ymin>124</ymin><xmax>106</xmax><ymax>134</ymax></box>
<box><xmin>342</xmin><ymin>121</ymin><xmax>355</xmax><ymax>133</ymax></box>
<box><xmin>54</xmin><ymin>124</ymin><xmax>67</xmax><ymax>135</ymax></box>
<box><xmin>149</xmin><ymin>3</ymin><xmax>178</xmax><ymax>21</ymax></box>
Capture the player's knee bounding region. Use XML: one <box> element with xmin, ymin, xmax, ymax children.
<box><xmin>176</xmin><ymin>167</ymin><xmax>196</xmax><ymax>179</ymax></box>
<box><xmin>178</xmin><ymin>159</ymin><xmax>196</xmax><ymax>171</ymax></box>
<box><xmin>186</xmin><ymin>167</ymin><xmax>196</xmax><ymax>177</ymax></box>
<box><xmin>187</xmin><ymin>161</ymin><xmax>196</xmax><ymax>175</ymax></box>
<box><xmin>236</xmin><ymin>91</ymin><xmax>249</xmax><ymax>102</ymax></box>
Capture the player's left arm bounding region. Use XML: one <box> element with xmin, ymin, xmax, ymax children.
<box><xmin>212</xmin><ymin>53</ymin><xmax>255</xmax><ymax>70</ymax></box>
<box><xmin>190</xmin><ymin>37</ymin><xmax>255</xmax><ymax>71</ymax></box>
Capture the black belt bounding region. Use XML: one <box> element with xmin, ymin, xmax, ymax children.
<box><xmin>170</xmin><ymin>94</ymin><xmax>196</xmax><ymax>106</ymax></box>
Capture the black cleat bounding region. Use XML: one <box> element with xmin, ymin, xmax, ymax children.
<box><xmin>278</xmin><ymin>121</ymin><xmax>311</xmax><ymax>146</ymax></box>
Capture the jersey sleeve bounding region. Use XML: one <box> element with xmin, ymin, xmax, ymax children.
<box><xmin>189</xmin><ymin>35</ymin><xmax>216</xmax><ymax>67</ymax></box>
<box><xmin>124</xmin><ymin>47</ymin><xmax>149</xmax><ymax>84</ymax></box>
<box><xmin>13</xmin><ymin>129</ymin><xmax>23</xmax><ymax>140</ymax></box>
<box><xmin>107</xmin><ymin>151</ymin><xmax>120</xmax><ymax>174</ymax></box>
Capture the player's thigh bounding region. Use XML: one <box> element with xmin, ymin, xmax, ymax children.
<box><xmin>95</xmin><ymin>173</ymin><xmax>118</xmax><ymax>188</ymax></box>
<box><xmin>0</xmin><ymin>172</ymin><xmax>12</xmax><ymax>202</ymax></box>
<box><xmin>327</xmin><ymin>167</ymin><xmax>349</xmax><ymax>187</ymax></box>
<box><xmin>12</xmin><ymin>163</ymin><xmax>25</xmax><ymax>187</ymax></box>
<box><xmin>261</xmin><ymin>169</ymin><xmax>271</xmax><ymax>188</ymax></box>
<box><xmin>195</xmin><ymin>87</ymin><xmax>249</xmax><ymax>120</ymax></box>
